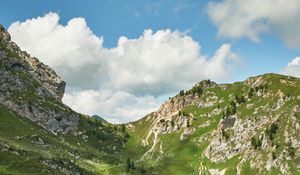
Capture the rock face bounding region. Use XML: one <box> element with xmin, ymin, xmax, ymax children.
<box><xmin>133</xmin><ymin>80</ymin><xmax>218</xmax><ymax>158</ymax></box>
<box><xmin>0</xmin><ymin>25</ymin><xmax>65</xmax><ymax>101</ymax></box>
<box><xmin>0</xmin><ymin>25</ymin><xmax>79</xmax><ymax>134</ymax></box>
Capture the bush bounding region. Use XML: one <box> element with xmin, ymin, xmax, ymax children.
<box><xmin>221</xmin><ymin>129</ymin><xmax>230</xmax><ymax>141</ymax></box>
<box><xmin>272</xmin><ymin>151</ymin><xmax>276</xmax><ymax>160</ymax></box>
<box><xmin>171</xmin><ymin>119</ymin><xmax>175</xmax><ymax>127</ymax></box>
<box><xmin>251</xmin><ymin>136</ymin><xmax>262</xmax><ymax>150</ymax></box>
<box><xmin>235</xmin><ymin>95</ymin><xmax>246</xmax><ymax>104</ymax></box>
<box><xmin>266</xmin><ymin>123</ymin><xmax>278</xmax><ymax>140</ymax></box>
<box><xmin>186</xmin><ymin>118</ymin><xmax>190</xmax><ymax>127</ymax></box>
<box><xmin>121</xmin><ymin>124</ymin><xmax>126</xmax><ymax>133</ymax></box>
<box><xmin>223</xmin><ymin>101</ymin><xmax>237</xmax><ymax>118</ymax></box>
<box><xmin>287</xmin><ymin>142</ymin><xmax>295</xmax><ymax>158</ymax></box>
<box><xmin>248</xmin><ymin>88</ymin><xmax>254</xmax><ymax>98</ymax></box>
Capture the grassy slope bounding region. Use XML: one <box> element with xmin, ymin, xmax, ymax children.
<box><xmin>1</xmin><ymin>71</ymin><xmax>300</xmax><ymax>175</ymax></box>
<box><xmin>125</xmin><ymin>74</ymin><xmax>300</xmax><ymax>175</ymax></box>
<box><xmin>0</xmin><ymin>32</ymin><xmax>131</xmax><ymax>174</ymax></box>
<box><xmin>0</xmin><ymin>104</ymin><xmax>131</xmax><ymax>175</ymax></box>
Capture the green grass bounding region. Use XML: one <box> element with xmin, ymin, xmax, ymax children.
<box><xmin>123</xmin><ymin>74</ymin><xmax>300</xmax><ymax>175</ymax></box>
<box><xmin>0</xmin><ymin>104</ymin><xmax>130</xmax><ymax>174</ymax></box>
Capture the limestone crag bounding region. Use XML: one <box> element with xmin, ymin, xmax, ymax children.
<box><xmin>0</xmin><ymin>25</ymin><xmax>65</xmax><ymax>101</ymax></box>
<box><xmin>0</xmin><ymin>25</ymin><xmax>79</xmax><ymax>134</ymax></box>
<box><xmin>137</xmin><ymin>80</ymin><xmax>218</xmax><ymax>159</ymax></box>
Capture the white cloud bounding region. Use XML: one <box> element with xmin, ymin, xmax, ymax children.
<box><xmin>282</xmin><ymin>57</ymin><xmax>300</xmax><ymax>77</ymax></box>
<box><xmin>109</xmin><ymin>30</ymin><xmax>237</xmax><ymax>96</ymax></box>
<box><xmin>207</xmin><ymin>0</ymin><xmax>300</xmax><ymax>48</ymax></box>
<box><xmin>8</xmin><ymin>12</ymin><xmax>239</xmax><ymax>123</ymax></box>
<box><xmin>63</xmin><ymin>90</ymin><xmax>160</xmax><ymax>123</ymax></box>
<box><xmin>8</xmin><ymin>12</ymin><xmax>107</xmax><ymax>89</ymax></box>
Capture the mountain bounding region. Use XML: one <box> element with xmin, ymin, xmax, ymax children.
<box><xmin>0</xmin><ymin>25</ymin><xmax>129</xmax><ymax>174</ymax></box>
<box><xmin>1</xmin><ymin>24</ymin><xmax>300</xmax><ymax>175</ymax></box>
<box><xmin>125</xmin><ymin>74</ymin><xmax>300</xmax><ymax>175</ymax></box>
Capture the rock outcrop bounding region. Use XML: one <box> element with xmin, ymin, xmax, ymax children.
<box><xmin>0</xmin><ymin>25</ymin><xmax>65</xmax><ymax>101</ymax></box>
<box><xmin>0</xmin><ymin>25</ymin><xmax>79</xmax><ymax>134</ymax></box>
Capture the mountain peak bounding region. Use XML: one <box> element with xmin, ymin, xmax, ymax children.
<box><xmin>0</xmin><ymin>24</ymin><xmax>11</xmax><ymax>41</ymax></box>
<box><xmin>0</xmin><ymin>24</ymin><xmax>76</xmax><ymax>134</ymax></box>
<box><xmin>0</xmin><ymin>24</ymin><xmax>65</xmax><ymax>101</ymax></box>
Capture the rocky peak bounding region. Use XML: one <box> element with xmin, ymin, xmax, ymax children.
<box><xmin>0</xmin><ymin>24</ymin><xmax>78</xmax><ymax>134</ymax></box>
<box><xmin>0</xmin><ymin>24</ymin><xmax>65</xmax><ymax>101</ymax></box>
<box><xmin>0</xmin><ymin>24</ymin><xmax>11</xmax><ymax>41</ymax></box>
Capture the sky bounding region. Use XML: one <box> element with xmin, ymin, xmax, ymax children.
<box><xmin>1</xmin><ymin>0</ymin><xmax>300</xmax><ymax>123</ymax></box>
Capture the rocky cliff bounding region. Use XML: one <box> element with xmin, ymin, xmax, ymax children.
<box><xmin>0</xmin><ymin>24</ymin><xmax>129</xmax><ymax>175</ymax></box>
<box><xmin>0</xmin><ymin>25</ymin><xmax>66</xmax><ymax>101</ymax></box>
<box><xmin>0</xmin><ymin>24</ymin><xmax>79</xmax><ymax>134</ymax></box>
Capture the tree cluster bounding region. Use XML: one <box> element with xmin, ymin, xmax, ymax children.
<box><xmin>247</xmin><ymin>84</ymin><xmax>267</xmax><ymax>98</ymax></box>
<box><xmin>179</xmin><ymin>90</ymin><xmax>185</xmax><ymax>96</ymax></box>
<box><xmin>185</xmin><ymin>86</ymin><xmax>203</xmax><ymax>97</ymax></box>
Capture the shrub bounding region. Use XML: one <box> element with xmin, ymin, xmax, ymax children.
<box><xmin>221</xmin><ymin>129</ymin><xmax>230</xmax><ymax>141</ymax></box>
<box><xmin>266</xmin><ymin>123</ymin><xmax>278</xmax><ymax>140</ymax></box>
<box><xmin>121</xmin><ymin>124</ymin><xmax>126</xmax><ymax>133</ymax></box>
<box><xmin>186</xmin><ymin>118</ymin><xmax>190</xmax><ymax>127</ymax></box>
<box><xmin>171</xmin><ymin>119</ymin><xmax>175</xmax><ymax>127</ymax></box>
<box><xmin>248</xmin><ymin>88</ymin><xmax>254</xmax><ymax>98</ymax></box>
<box><xmin>251</xmin><ymin>136</ymin><xmax>262</xmax><ymax>150</ymax></box>
<box><xmin>287</xmin><ymin>142</ymin><xmax>295</xmax><ymax>158</ymax></box>
<box><xmin>235</xmin><ymin>95</ymin><xmax>246</xmax><ymax>104</ymax></box>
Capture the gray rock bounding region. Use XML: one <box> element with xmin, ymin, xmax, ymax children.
<box><xmin>0</xmin><ymin>25</ymin><xmax>79</xmax><ymax>134</ymax></box>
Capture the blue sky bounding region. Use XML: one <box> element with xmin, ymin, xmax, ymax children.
<box><xmin>1</xmin><ymin>0</ymin><xmax>300</xmax><ymax>123</ymax></box>
<box><xmin>1</xmin><ymin>0</ymin><xmax>298</xmax><ymax>82</ymax></box>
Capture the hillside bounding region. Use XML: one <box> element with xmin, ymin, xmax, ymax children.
<box><xmin>125</xmin><ymin>74</ymin><xmax>300</xmax><ymax>175</ymax></box>
<box><xmin>1</xmin><ymin>23</ymin><xmax>300</xmax><ymax>175</ymax></box>
<box><xmin>0</xmin><ymin>25</ymin><xmax>129</xmax><ymax>174</ymax></box>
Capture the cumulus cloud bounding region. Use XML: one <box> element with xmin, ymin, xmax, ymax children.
<box><xmin>207</xmin><ymin>0</ymin><xmax>300</xmax><ymax>48</ymax></box>
<box><xmin>109</xmin><ymin>30</ymin><xmax>237</xmax><ymax>96</ymax></box>
<box><xmin>282</xmin><ymin>57</ymin><xmax>300</xmax><ymax>77</ymax></box>
<box><xmin>63</xmin><ymin>90</ymin><xmax>160</xmax><ymax>123</ymax></box>
<box><xmin>8</xmin><ymin>12</ymin><xmax>239</xmax><ymax>123</ymax></box>
<box><xmin>8</xmin><ymin>12</ymin><xmax>107</xmax><ymax>89</ymax></box>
